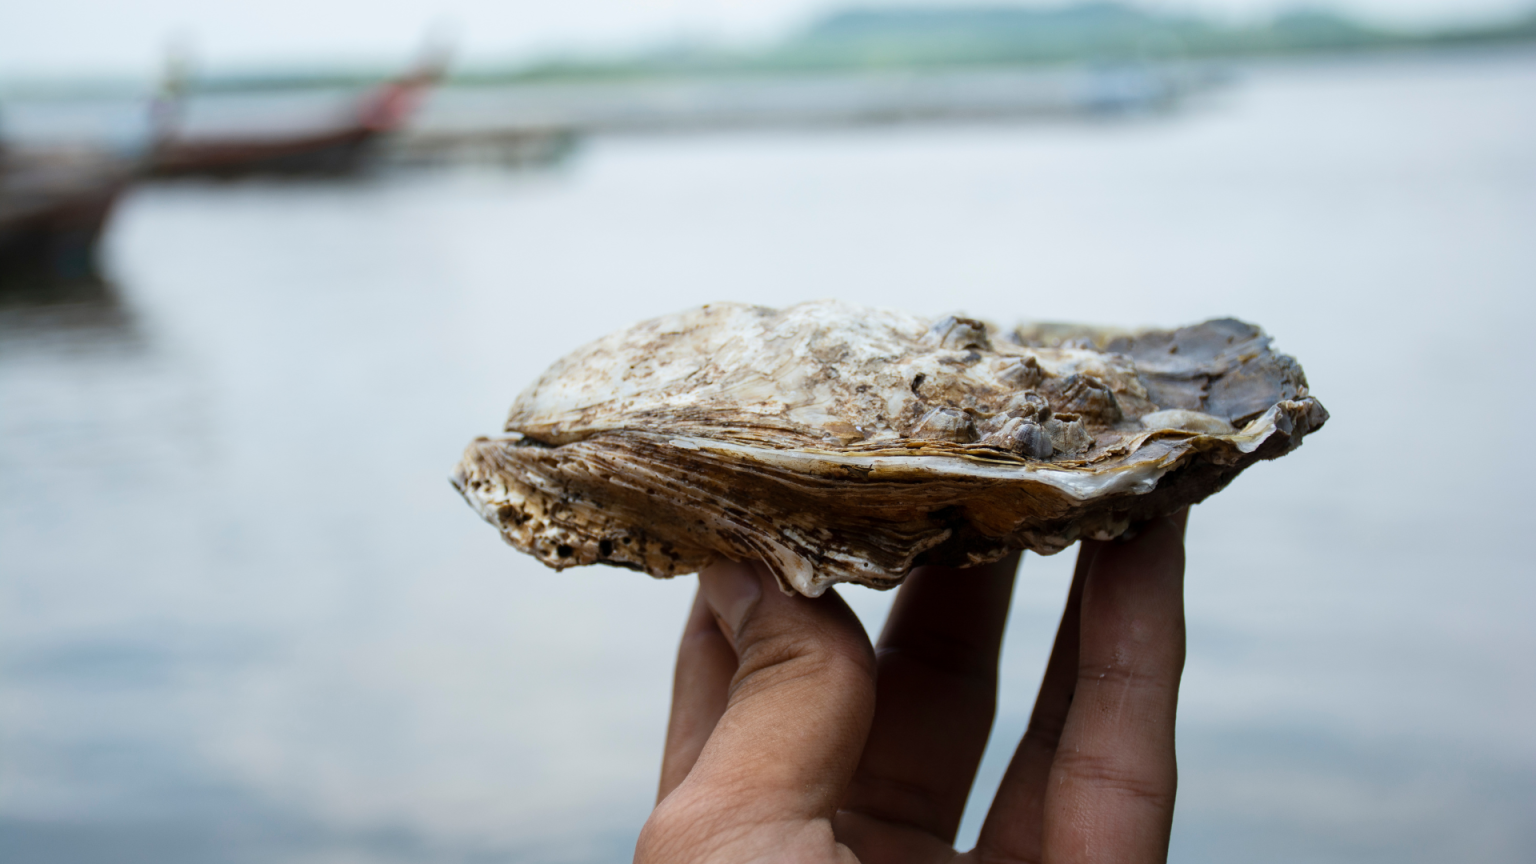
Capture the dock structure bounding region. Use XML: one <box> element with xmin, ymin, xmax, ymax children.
<box><xmin>388</xmin><ymin>64</ymin><xmax>1219</xmax><ymax>166</ymax></box>
<box><xmin>384</xmin><ymin>125</ymin><xmax>578</xmax><ymax>169</ymax></box>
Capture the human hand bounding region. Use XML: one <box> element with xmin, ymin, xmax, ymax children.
<box><xmin>636</xmin><ymin>511</ymin><xmax>1188</xmax><ymax>864</ymax></box>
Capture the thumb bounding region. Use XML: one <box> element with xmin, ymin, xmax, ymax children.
<box><xmin>683</xmin><ymin>559</ymin><xmax>876</xmax><ymax>822</ymax></box>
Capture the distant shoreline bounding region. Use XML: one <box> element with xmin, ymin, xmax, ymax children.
<box><xmin>4</xmin><ymin>2</ymin><xmax>1534</xmax><ymax>98</ymax></box>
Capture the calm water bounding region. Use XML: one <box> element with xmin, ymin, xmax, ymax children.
<box><xmin>3</xmin><ymin>51</ymin><xmax>1534</xmax><ymax>863</ymax></box>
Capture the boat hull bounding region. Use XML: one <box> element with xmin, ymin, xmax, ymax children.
<box><xmin>149</xmin><ymin>127</ymin><xmax>381</xmax><ymax>180</ymax></box>
<box><xmin>1</xmin><ymin>172</ymin><xmax>125</xmax><ymax>291</ymax></box>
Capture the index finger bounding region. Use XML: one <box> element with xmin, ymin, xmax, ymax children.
<box><xmin>658</xmin><ymin>586</ymin><xmax>736</xmax><ymax>803</ymax></box>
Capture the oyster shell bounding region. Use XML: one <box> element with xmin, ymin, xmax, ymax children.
<box><xmin>453</xmin><ymin>301</ymin><xmax>1327</xmax><ymax>596</ymax></box>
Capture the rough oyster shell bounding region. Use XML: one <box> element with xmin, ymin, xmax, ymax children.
<box><xmin>453</xmin><ymin>301</ymin><xmax>1327</xmax><ymax>596</ymax></box>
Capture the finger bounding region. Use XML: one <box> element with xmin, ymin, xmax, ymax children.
<box><xmin>840</xmin><ymin>552</ymin><xmax>1020</xmax><ymax>843</ymax></box>
<box><xmin>658</xmin><ymin>585</ymin><xmax>736</xmax><ymax>803</ymax></box>
<box><xmin>973</xmin><ymin>540</ymin><xmax>1097</xmax><ymax>859</ymax></box>
<box><xmin>672</xmin><ymin>559</ymin><xmax>877</xmax><ymax>825</ymax></box>
<box><xmin>1044</xmin><ymin>513</ymin><xmax>1187</xmax><ymax>864</ymax></box>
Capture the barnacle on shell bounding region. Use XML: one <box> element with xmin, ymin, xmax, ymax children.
<box><xmin>453</xmin><ymin>301</ymin><xmax>1327</xmax><ymax>596</ymax></box>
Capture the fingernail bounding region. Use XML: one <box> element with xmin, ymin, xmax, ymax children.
<box><xmin>700</xmin><ymin>560</ymin><xmax>762</xmax><ymax>638</ymax></box>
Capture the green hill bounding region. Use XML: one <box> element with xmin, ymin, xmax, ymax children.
<box><xmin>488</xmin><ymin>2</ymin><xmax>1536</xmax><ymax>81</ymax></box>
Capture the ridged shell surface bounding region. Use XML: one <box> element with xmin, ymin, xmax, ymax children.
<box><xmin>453</xmin><ymin>301</ymin><xmax>1327</xmax><ymax>596</ymax></box>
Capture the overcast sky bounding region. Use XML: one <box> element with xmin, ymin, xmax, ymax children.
<box><xmin>2</xmin><ymin>0</ymin><xmax>1531</xmax><ymax>79</ymax></box>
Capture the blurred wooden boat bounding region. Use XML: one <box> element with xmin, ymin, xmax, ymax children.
<box><xmin>150</xmin><ymin>61</ymin><xmax>442</xmax><ymax>180</ymax></box>
<box><xmin>0</xmin><ymin>149</ymin><xmax>132</xmax><ymax>290</ymax></box>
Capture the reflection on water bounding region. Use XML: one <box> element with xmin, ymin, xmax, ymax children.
<box><xmin>2</xmin><ymin>51</ymin><xmax>1535</xmax><ymax>863</ymax></box>
<box><xmin>0</xmin><ymin>291</ymin><xmax>135</xmax><ymax>344</ymax></box>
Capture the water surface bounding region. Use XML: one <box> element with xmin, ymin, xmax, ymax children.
<box><xmin>3</xmin><ymin>51</ymin><xmax>1534</xmax><ymax>863</ymax></box>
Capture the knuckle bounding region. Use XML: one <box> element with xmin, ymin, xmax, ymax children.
<box><xmin>636</xmin><ymin>792</ymin><xmax>738</xmax><ymax>864</ymax></box>
<box><xmin>734</xmin><ymin>620</ymin><xmax>873</xmax><ymax>696</ymax></box>
<box><xmin>732</xmin><ymin>644</ymin><xmax>861</xmax><ymax>705</ymax></box>
<box><xmin>632</xmin><ymin>817</ymin><xmax>670</xmax><ymax>863</ymax></box>
<box><xmin>634</xmin><ymin>809</ymin><xmax>685</xmax><ymax>863</ymax></box>
<box><xmin>1077</xmin><ymin>658</ymin><xmax>1139</xmax><ymax>687</ymax></box>
<box><xmin>1075</xmin><ymin>657</ymin><xmax>1181</xmax><ymax>697</ymax></box>
<box><xmin>1053</xmin><ymin>749</ymin><xmax>1176</xmax><ymax>810</ymax></box>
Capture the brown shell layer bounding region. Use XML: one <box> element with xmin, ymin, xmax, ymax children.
<box><xmin>453</xmin><ymin>301</ymin><xmax>1327</xmax><ymax>596</ymax></box>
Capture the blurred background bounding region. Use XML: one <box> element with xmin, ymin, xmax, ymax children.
<box><xmin>3</xmin><ymin>1</ymin><xmax>1534</xmax><ymax>862</ymax></box>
